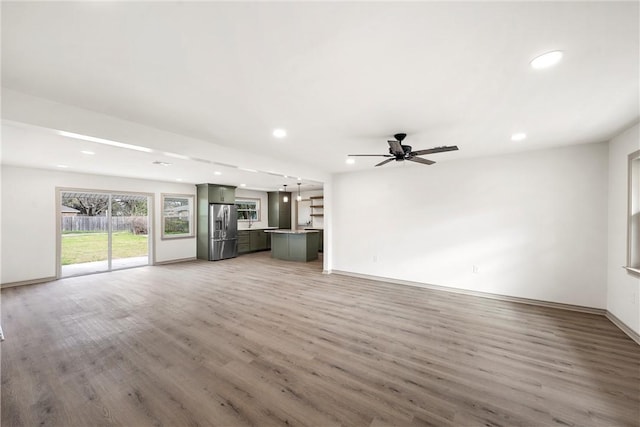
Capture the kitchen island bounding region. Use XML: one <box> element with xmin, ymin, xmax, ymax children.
<box><xmin>265</xmin><ymin>229</ymin><xmax>320</xmax><ymax>262</ymax></box>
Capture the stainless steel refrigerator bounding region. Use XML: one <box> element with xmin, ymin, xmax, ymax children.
<box><xmin>209</xmin><ymin>203</ymin><xmax>238</xmax><ymax>260</ymax></box>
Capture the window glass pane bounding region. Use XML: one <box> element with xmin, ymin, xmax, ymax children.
<box><xmin>111</xmin><ymin>194</ymin><xmax>149</xmax><ymax>270</ymax></box>
<box><xmin>61</xmin><ymin>192</ymin><xmax>110</xmax><ymax>276</ymax></box>
<box><xmin>162</xmin><ymin>195</ymin><xmax>194</xmax><ymax>238</ymax></box>
<box><xmin>235</xmin><ymin>198</ymin><xmax>260</xmax><ymax>221</ymax></box>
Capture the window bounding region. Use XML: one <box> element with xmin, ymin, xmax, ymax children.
<box><xmin>236</xmin><ymin>198</ymin><xmax>260</xmax><ymax>221</ymax></box>
<box><xmin>161</xmin><ymin>194</ymin><xmax>194</xmax><ymax>239</ymax></box>
<box><xmin>627</xmin><ymin>150</ymin><xmax>640</xmax><ymax>274</ymax></box>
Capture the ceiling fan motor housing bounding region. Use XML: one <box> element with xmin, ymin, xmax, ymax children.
<box><xmin>388</xmin><ymin>144</ymin><xmax>413</xmax><ymax>159</ymax></box>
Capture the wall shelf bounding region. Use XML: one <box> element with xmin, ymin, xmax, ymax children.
<box><xmin>309</xmin><ymin>195</ymin><xmax>324</xmax><ymax>225</ymax></box>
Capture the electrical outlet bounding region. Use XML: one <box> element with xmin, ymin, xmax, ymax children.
<box><xmin>472</xmin><ymin>265</ymin><xmax>479</xmax><ymax>273</ymax></box>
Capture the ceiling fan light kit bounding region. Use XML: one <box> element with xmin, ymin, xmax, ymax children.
<box><xmin>348</xmin><ymin>133</ymin><xmax>459</xmax><ymax>167</ymax></box>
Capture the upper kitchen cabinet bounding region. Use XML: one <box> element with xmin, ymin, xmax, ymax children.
<box><xmin>268</xmin><ymin>191</ymin><xmax>291</xmax><ymax>229</ymax></box>
<box><xmin>198</xmin><ymin>184</ymin><xmax>236</xmax><ymax>204</ymax></box>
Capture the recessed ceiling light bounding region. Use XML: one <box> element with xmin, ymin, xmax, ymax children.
<box><xmin>346</xmin><ymin>158</ymin><xmax>355</xmax><ymax>165</ymax></box>
<box><xmin>57</xmin><ymin>164</ymin><xmax>69</xmax><ymax>168</ymax></box>
<box><xmin>240</xmin><ymin>183</ymin><xmax>246</xmax><ymax>187</ymax></box>
<box><xmin>511</xmin><ymin>132</ymin><xmax>527</xmax><ymax>141</ymax></box>
<box><xmin>80</xmin><ymin>150</ymin><xmax>95</xmax><ymax>155</ymax></box>
<box><xmin>152</xmin><ymin>161</ymin><xmax>172</xmax><ymax>166</ymax></box>
<box><xmin>278</xmin><ymin>187</ymin><xmax>284</xmax><ymax>191</ymax></box>
<box><xmin>176</xmin><ymin>178</ymin><xmax>183</xmax><ymax>182</ymax></box>
<box><xmin>214</xmin><ymin>171</ymin><xmax>222</xmax><ymax>176</ymax></box>
<box><xmin>273</xmin><ymin>128</ymin><xmax>287</xmax><ymax>138</ymax></box>
<box><xmin>530</xmin><ymin>51</ymin><xmax>563</xmax><ymax>69</ymax></box>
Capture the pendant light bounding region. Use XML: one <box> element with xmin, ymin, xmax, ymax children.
<box><xmin>283</xmin><ymin>184</ymin><xmax>288</xmax><ymax>203</ymax></box>
<box><xmin>296</xmin><ymin>182</ymin><xmax>302</xmax><ymax>202</ymax></box>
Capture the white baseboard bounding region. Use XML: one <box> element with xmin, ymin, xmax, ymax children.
<box><xmin>606</xmin><ymin>311</ymin><xmax>640</xmax><ymax>345</ymax></box>
<box><xmin>153</xmin><ymin>257</ymin><xmax>197</xmax><ymax>266</ymax></box>
<box><xmin>0</xmin><ymin>258</ymin><xmax>198</xmax><ymax>289</ymax></box>
<box><xmin>331</xmin><ymin>269</ymin><xmax>605</xmax><ymax>315</ymax></box>
<box><xmin>330</xmin><ymin>270</ymin><xmax>640</xmax><ymax>344</ymax></box>
<box><xmin>1</xmin><ymin>276</ymin><xmax>56</xmax><ymax>290</ymax></box>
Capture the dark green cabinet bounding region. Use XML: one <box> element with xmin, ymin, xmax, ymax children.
<box><xmin>250</xmin><ymin>229</ymin><xmax>268</xmax><ymax>251</ymax></box>
<box><xmin>304</xmin><ymin>228</ymin><xmax>323</xmax><ymax>252</ymax></box>
<box><xmin>267</xmin><ymin>192</ymin><xmax>291</xmax><ymax>229</ymax></box>
<box><xmin>197</xmin><ymin>184</ymin><xmax>236</xmax><ymax>205</ymax></box>
<box><xmin>208</xmin><ymin>185</ymin><xmax>235</xmax><ymax>203</ymax></box>
<box><xmin>270</xmin><ymin>232</ymin><xmax>319</xmax><ymax>262</ymax></box>
<box><xmin>238</xmin><ymin>229</ymin><xmax>271</xmax><ymax>254</ymax></box>
<box><xmin>238</xmin><ymin>230</ymin><xmax>251</xmax><ymax>254</ymax></box>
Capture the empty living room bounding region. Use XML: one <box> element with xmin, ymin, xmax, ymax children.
<box><xmin>1</xmin><ymin>1</ymin><xmax>639</xmax><ymax>426</ymax></box>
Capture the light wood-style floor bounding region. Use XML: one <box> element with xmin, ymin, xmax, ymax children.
<box><xmin>1</xmin><ymin>252</ymin><xmax>638</xmax><ymax>426</ymax></box>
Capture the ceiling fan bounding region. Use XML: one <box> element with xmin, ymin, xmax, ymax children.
<box><xmin>348</xmin><ymin>133</ymin><xmax>459</xmax><ymax>167</ymax></box>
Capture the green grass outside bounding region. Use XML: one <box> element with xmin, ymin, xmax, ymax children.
<box><xmin>61</xmin><ymin>232</ymin><xmax>148</xmax><ymax>265</ymax></box>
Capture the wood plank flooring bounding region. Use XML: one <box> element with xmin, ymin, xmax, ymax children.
<box><xmin>1</xmin><ymin>252</ymin><xmax>638</xmax><ymax>426</ymax></box>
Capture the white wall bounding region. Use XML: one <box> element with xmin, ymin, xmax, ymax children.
<box><xmin>235</xmin><ymin>188</ymin><xmax>269</xmax><ymax>230</ymax></box>
<box><xmin>331</xmin><ymin>142</ymin><xmax>609</xmax><ymax>308</ymax></box>
<box><xmin>1</xmin><ymin>165</ymin><xmax>196</xmax><ymax>284</ymax></box>
<box><xmin>295</xmin><ymin>189</ymin><xmax>324</xmax><ymax>229</ymax></box>
<box><xmin>607</xmin><ymin>123</ymin><xmax>640</xmax><ymax>334</ymax></box>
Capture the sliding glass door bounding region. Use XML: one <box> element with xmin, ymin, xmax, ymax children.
<box><xmin>59</xmin><ymin>190</ymin><xmax>151</xmax><ymax>278</ymax></box>
<box><xmin>110</xmin><ymin>194</ymin><xmax>150</xmax><ymax>271</ymax></box>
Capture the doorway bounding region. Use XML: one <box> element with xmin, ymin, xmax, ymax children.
<box><xmin>59</xmin><ymin>190</ymin><xmax>152</xmax><ymax>277</ymax></box>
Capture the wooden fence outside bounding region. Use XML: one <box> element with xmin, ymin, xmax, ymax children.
<box><xmin>62</xmin><ymin>216</ymin><xmax>148</xmax><ymax>234</ymax></box>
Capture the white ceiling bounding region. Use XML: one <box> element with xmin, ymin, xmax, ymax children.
<box><xmin>0</xmin><ymin>120</ymin><xmax>322</xmax><ymax>192</ymax></box>
<box><xmin>1</xmin><ymin>1</ymin><xmax>638</xmax><ymax>188</ymax></box>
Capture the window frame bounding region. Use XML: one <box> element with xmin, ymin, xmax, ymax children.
<box><xmin>161</xmin><ymin>193</ymin><xmax>195</xmax><ymax>240</ymax></box>
<box><xmin>235</xmin><ymin>198</ymin><xmax>261</xmax><ymax>222</ymax></box>
<box><xmin>626</xmin><ymin>149</ymin><xmax>640</xmax><ymax>275</ymax></box>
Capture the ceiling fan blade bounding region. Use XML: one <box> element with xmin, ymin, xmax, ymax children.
<box><xmin>348</xmin><ymin>154</ymin><xmax>393</xmax><ymax>157</ymax></box>
<box><xmin>410</xmin><ymin>145</ymin><xmax>459</xmax><ymax>156</ymax></box>
<box><xmin>375</xmin><ymin>158</ymin><xmax>395</xmax><ymax>167</ymax></box>
<box><xmin>387</xmin><ymin>140</ymin><xmax>405</xmax><ymax>156</ymax></box>
<box><xmin>407</xmin><ymin>156</ymin><xmax>435</xmax><ymax>165</ymax></box>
